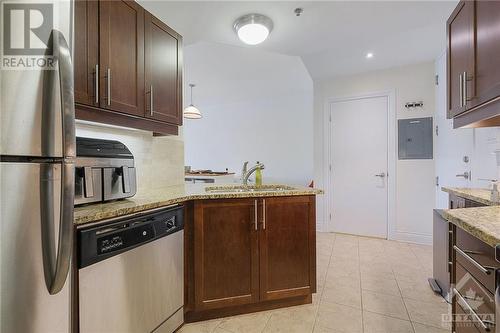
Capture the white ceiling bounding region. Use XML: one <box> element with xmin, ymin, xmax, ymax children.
<box><xmin>140</xmin><ymin>1</ymin><xmax>458</xmax><ymax>79</ymax></box>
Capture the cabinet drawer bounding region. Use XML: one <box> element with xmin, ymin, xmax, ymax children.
<box><xmin>455</xmin><ymin>304</ymin><xmax>482</xmax><ymax>333</ymax></box>
<box><xmin>455</xmin><ymin>228</ymin><xmax>498</xmax><ymax>293</ymax></box>
<box><xmin>455</xmin><ymin>263</ymin><xmax>495</xmax><ymax>333</ymax></box>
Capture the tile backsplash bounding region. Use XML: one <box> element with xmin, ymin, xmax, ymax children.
<box><xmin>75</xmin><ymin>121</ymin><xmax>184</xmax><ymax>195</ymax></box>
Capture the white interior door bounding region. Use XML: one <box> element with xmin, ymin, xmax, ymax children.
<box><xmin>434</xmin><ymin>52</ymin><xmax>474</xmax><ymax>209</ymax></box>
<box><xmin>329</xmin><ymin>96</ymin><xmax>388</xmax><ymax>238</ymax></box>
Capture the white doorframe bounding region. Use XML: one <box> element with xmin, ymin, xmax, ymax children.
<box><xmin>323</xmin><ymin>90</ymin><xmax>397</xmax><ymax>239</ymax></box>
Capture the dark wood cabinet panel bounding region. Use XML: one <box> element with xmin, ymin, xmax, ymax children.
<box><xmin>98</xmin><ymin>0</ymin><xmax>145</xmax><ymax>116</ymax></box>
<box><xmin>473</xmin><ymin>0</ymin><xmax>500</xmax><ymax>108</ymax></box>
<box><xmin>144</xmin><ymin>12</ymin><xmax>182</xmax><ymax>125</ymax></box>
<box><xmin>447</xmin><ymin>0</ymin><xmax>475</xmax><ymax>118</ymax></box>
<box><xmin>259</xmin><ymin>196</ymin><xmax>316</xmax><ymax>301</ymax></box>
<box><xmin>74</xmin><ymin>0</ymin><xmax>98</xmax><ymax>106</ymax></box>
<box><xmin>193</xmin><ymin>199</ymin><xmax>259</xmax><ymax>310</ymax></box>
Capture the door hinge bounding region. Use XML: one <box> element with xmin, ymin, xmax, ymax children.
<box><xmin>435</xmin><ymin>125</ymin><xmax>439</xmax><ymax>136</ymax></box>
<box><xmin>435</xmin><ymin>74</ymin><xmax>439</xmax><ymax>86</ymax></box>
<box><xmin>329</xmin><ymin>164</ymin><xmax>332</xmax><ymax>172</ymax></box>
<box><xmin>329</xmin><ymin>213</ymin><xmax>332</xmax><ymax>221</ymax></box>
<box><xmin>436</xmin><ymin>176</ymin><xmax>439</xmax><ymax>186</ymax></box>
<box><xmin>329</xmin><ymin>115</ymin><xmax>332</xmax><ymax>122</ymax></box>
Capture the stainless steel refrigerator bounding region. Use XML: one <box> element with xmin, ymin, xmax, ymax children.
<box><xmin>1</xmin><ymin>1</ymin><xmax>75</xmax><ymax>332</ymax></box>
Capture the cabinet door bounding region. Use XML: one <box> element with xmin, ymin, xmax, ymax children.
<box><xmin>194</xmin><ymin>199</ymin><xmax>259</xmax><ymax>310</ymax></box>
<box><xmin>447</xmin><ymin>1</ymin><xmax>475</xmax><ymax>118</ymax></box>
<box><xmin>259</xmin><ymin>196</ymin><xmax>316</xmax><ymax>301</ymax></box>
<box><xmin>472</xmin><ymin>1</ymin><xmax>500</xmax><ymax>108</ymax></box>
<box><xmin>144</xmin><ymin>12</ymin><xmax>182</xmax><ymax>125</ymax></box>
<box><xmin>99</xmin><ymin>0</ymin><xmax>144</xmax><ymax>116</ymax></box>
<box><xmin>74</xmin><ymin>0</ymin><xmax>98</xmax><ymax>106</ymax></box>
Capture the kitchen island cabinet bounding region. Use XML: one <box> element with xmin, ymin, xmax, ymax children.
<box><xmin>185</xmin><ymin>195</ymin><xmax>316</xmax><ymax>322</ymax></box>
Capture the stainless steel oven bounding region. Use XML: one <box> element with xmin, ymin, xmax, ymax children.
<box><xmin>77</xmin><ymin>205</ymin><xmax>184</xmax><ymax>333</ymax></box>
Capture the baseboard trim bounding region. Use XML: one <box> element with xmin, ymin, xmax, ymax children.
<box><xmin>316</xmin><ymin>220</ymin><xmax>327</xmax><ymax>232</ymax></box>
<box><xmin>393</xmin><ymin>231</ymin><xmax>432</xmax><ymax>245</ymax></box>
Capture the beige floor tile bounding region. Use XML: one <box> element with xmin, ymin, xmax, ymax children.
<box><xmin>262</xmin><ymin>313</ymin><xmax>314</xmax><ymax>333</ymax></box>
<box><xmin>398</xmin><ymin>278</ymin><xmax>444</xmax><ymax>303</ymax></box>
<box><xmin>412</xmin><ymin>322</ymin><xmax>451</xmax><ymax>333</ymax></box>
<box><xmin>270</xmin><ymin>304</ymin><xmax>318</xmax><ymax>326</ymax></box>
<box><xmin>362</xmin><ymin>290</ymin><xmax>409</xmax><ymax>320</ymax></box>
<box><xmin>325</xmin><ymin>274</ymin><xmax>361</xmax><ymax>290</ymax></box>
<box><xmin>218</xmin><ymin>312</ymin><xmax>272</xmax><ymax>333</ymax></box>
<box><xmin>322</xmin><ymin>284</ymin><xmax>362</xmax><ymax>309</ymax></box>
<box><xmin>360</xmin><ymin>266</ymin><xmax>395</xmax><ymax>280</ymax></box>
<box><xmin>363</xmin><ymin>311</ymin><xmax>414</xmax><ymax>333</ymax></box>
<box><xmin>361</xmin><ymin>276</ymin><xmax>401</xmax><ymax>296</ymax></box>
<box><xmin>178</xmin><ymin>319</ymin><xmax>222</xmax><ymax>333</ymax></box>
<box><xmin>404</xmin><ymin>298</ymin><xmax>450</xmax><ymax>329</ymax></box>
<box><xmin>316</xmin><ymin>302</ymin><xmax>362</xmax><ymax>333</ymax></box>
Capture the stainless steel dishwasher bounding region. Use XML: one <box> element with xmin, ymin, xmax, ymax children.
<box><xmin>78</xmin><ymin>206</ymin><xmax>184</xmax><ymax>333</ymax></box>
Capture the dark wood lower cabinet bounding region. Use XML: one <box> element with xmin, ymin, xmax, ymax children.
<box><xmin>185</xmin><ymin>196</ymin><xmax>316</xmax><ymax>322</ymax></box>
<box><xmin>259</xmin><ymin>196</ymin><xmax>316</xmax><ymax>301</ymax></box>
<box><xmin>193</xmin><ymin>198</ymin><xmax>260</xmax><ymax>310</ymax></box>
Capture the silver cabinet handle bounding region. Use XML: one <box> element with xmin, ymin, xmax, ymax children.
<box><xmin>262</xmin><ymin>199</ymin><xmax>266</xmax><ymax>230</ymax></box>
<box><xmin>459</xmin><ymin>73</ymin><xmax>464</xmax><ymax>108</ymax></box>
<box><xmin>462</xmin><ymin>71</ymin><xmax>468</xmax><ymax>107</ymax></box>
<box><xmin>150</xmin><ymin>85</ymin><xmax>154</xmax><ymax>116</ymax></box>
<box><xmin>454</xmin><ymin>288</ymin><xmax>493</xmax><ymax>331</ymax></box>
<box><xmin>95</xmin><ymin>64</ymin><xmax>99</xmax><ymax>104</ymax></box>
<box><xmin>40</xmin><ymin>29</ymin><xmax>75</xmax><ymax>295</ymax></box>
<box><xmin>454</xmin><ymin>245</ymin><xmax>492</xmax><ymax>275</ymax></box>
<box><xmin>106</xmin><ymin>68</ymin><xmax>111</xmax><ymax>106</ymax></box>
<box><xmin>254</xmin><ymin>200</ymin><xmax>258</xmax><ymax>230</ymax></box>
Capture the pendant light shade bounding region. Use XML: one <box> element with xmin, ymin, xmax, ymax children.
<box><xmin>184</xmin><ymin>84</ymin><xmax>202</xmax><ymax>119</ymax></box>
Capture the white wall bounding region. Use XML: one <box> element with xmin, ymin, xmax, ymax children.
<box><xmin>183</xmin><ymin>42</ymin><xmax>314</xmax><ymax>185</ymax></box>
<box><xmin>75</xmin><ymin>122</ymin><xmax>184</xmax><ymax>195</ymax></box>
<box><xmin>434</xmin><ymin>52</ymin><xmax>500</xmax><ymax>209</ymax></box>
<box><xmin>314</xmin><ymin>62</ymin><xmax>436</xmax><ymax>243</ymax></box>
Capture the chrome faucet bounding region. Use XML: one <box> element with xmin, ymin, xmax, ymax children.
<box><xmin>241</xmin><ymin>161</ymin><xmax>265</xmax><ymax>186</ymax></box>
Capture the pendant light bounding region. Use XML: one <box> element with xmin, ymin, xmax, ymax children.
<box><xmin>184</xmin><ymin>83</ymin><xmax>202</xmax><ymax>119</ymax></box>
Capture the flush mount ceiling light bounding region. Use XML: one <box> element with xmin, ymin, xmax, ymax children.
<box><xmin>233</xmin><ymin>14</ymin><xmax>273</xmax><ymax>45</ymax></box>
<box><xmin>366</xmin><ymin>52</ymin><xmax>374</xmax><ymax>59</ymax></box>
<box><xmin>183</xmin><ymin>84</ymin><xmax>202</xmax><ymax>119</ymax></box>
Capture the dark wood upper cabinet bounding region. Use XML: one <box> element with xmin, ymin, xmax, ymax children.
<box><xmin>73</xmin><ymin>0</ymin><xmax>98</xmax><ymax>106</ymax></box>
<box><xmin>447</xmin><ymin>0</ymin><xmax>500</xmax><ymax>128</ymax></box>
<box><xmin>447</xmin><ymin>0</ymin><xmax>474</xmax><ymax>118</ymax></box>
<box><xmin>193</xmin><ymin>199</ymin><xmax>260</xmax><ymax>310</ymax></box>
<box><xmin>145</xmin><ymin>12</ymin><xmax>183</xmax><ymax>125</ymax></box>
<box><xmin>73</xmin><ymin>0</ymin><xmax>182</xmax><ymax>135</ymax></box>
<box><xmin>259</xmin><ymin>196</ymin><xmax>316</xmax><ymax>301</ymax></box>
<box><xmin>99</xmin><ymin>0</ymin><xmax>144</xmax><ymax>117</ymax></box>
<box><xmin>473</xmin><ymin>1</ymin><xmax>500</xmax><ymax>108</ymax></box>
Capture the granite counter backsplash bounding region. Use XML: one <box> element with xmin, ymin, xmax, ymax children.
<box><xmin>74</xmin><ymin>184</ymin><xmax>323</xmax><ymax>226</ymax></box>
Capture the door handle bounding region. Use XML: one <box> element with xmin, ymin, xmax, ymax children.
<box><xmin>456</xmin><ymin>171</ymin><xmax>470</xmax><ymax>180</ymax></box>
<box><xmin>40</xmin><ymin>29</ymin><xmax>75</xmax><ymax>295</ymax></box>
<box><xmin>374</xmin><ymin>173</ymin><xmax>386</xmax><ymax>178</ymax></box>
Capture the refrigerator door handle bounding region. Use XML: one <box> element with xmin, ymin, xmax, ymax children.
<box><xmin>40</xmin><ymin>29</ymin><xmax>76</xmax><ymax>295</ymax></box>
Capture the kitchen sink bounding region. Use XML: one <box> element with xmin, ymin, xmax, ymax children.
<box><xmin>204</xmin><ymin>184</ymin><xmax>297</xmax><ymax>193</ymax></box>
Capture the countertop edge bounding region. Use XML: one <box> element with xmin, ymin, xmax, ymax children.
<box><xmin>441</xmin><ymin>187</ymin><xmax>498</xmax><ymax>206</ymax></box>
<box><xmin>74</xmin><ymin>188</ymin><xmax>322</xmax><ymax>226</ymax></box>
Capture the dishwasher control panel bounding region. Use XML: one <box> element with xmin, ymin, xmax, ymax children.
<box><xmin>78</xmin><ymin>206</ymin><xmax>184</xmax><ymax>268</ymax></box>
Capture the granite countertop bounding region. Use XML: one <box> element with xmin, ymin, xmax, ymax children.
<box><xmin>74</xmin><ymin>183</ymin><xmax>323</xmax><ymax>226</ymax></box>
<box><xmin>442</xmin><ymin>187</ymin><xmax>499</xmax><ymax>206</ymax></box>
<box><xmin>443</xmin><ymin>206</ymin><xmax>500</xmax><ymax>247</ymax></box>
